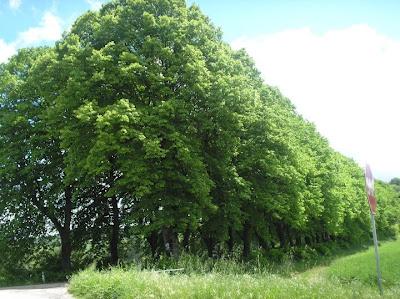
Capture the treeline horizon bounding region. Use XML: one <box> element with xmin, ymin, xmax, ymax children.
<box><xmin>1</xmin><ymin>0</ymin><xmax>399</xmax><ymax>280</ymax></box>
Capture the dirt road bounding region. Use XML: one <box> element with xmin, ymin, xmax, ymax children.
<box><xmin>0</xmin><ymin>283</ymin><xmax>73</xmax><ymax>299</ymax></box>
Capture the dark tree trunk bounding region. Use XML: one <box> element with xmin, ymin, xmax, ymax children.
<box><xmin>276</xmin><ymin>222</ymin><xmax>287</xmax><ymax>248</ymax></box>
<box><xmin>171</xmin><ymin>232</ymin><xmax>179</xmax><ymax>258</ymax></box>
<box><xmin>227</xmin><ymin>226</ymin><xmax>234</xmax><ymax>253</ymax></box>
<box><xmin>326</xmin><ymin>232</ymin><xmax>331</xmax><ymax>241</ymax></box>
<box><xmin>110</xmin><ymin>195</ymin><xmax>119</xmax><ymax>265</ymax></box>
<box><xmin>296</xmin><ymin>235</ymin><xmax>303</xmax><ymax>247</ymax></box>
<box><xmin>61</xmin><ymin>185</ymin><xmax>73</xmax><ymax>273</ymax></box>
<box><xmin>242</xmin><ymin>222</ymin><xmax>251</xmax><ymax>260</ymax></box>
<box><xmin>312</xmin><ymin>234</ymin><xmax>317</xmax><ymax>245</ymax></box>
<box><xmin>147</xmin><ymin>231</ymin><xmax>159</xmax><ymax>257</ymax></box>
<box><xmin>256</xmin><ymin>232</ymin><xmax>270</xmax><ymax>250</ymax></box>
<box><xmin>289</xmin><ymin>231</ymin><xmax>296</xmax><ymax>247</ymax></box>
<box><xmin>162</xmin><ymin>228</ymin><xmax>179</xmax><ymax>258</ymax></box>
<box><xmin>183</xmin><ymin>229</ymin><xmax>190</xmax><ymax>252</ymax></box>
<box><xmin>60</xmin><ymin>229</ymin><xmax>72</xmax><ymax>273</ymax></box>
<box><xmin>33</xmin><ymin>183</ymin><xmax>74</xmax><ymax>274</ymax></box>
<box><xmin>203</xmin><ymin>235</ymin><xmax>214</xmax><ymax>257</ymax></box>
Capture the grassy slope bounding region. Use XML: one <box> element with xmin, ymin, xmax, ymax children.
<box><xmin>69</xmin><ymin>239</ymin><xmax>400</xmax><ymax>299</ymax></box>
<box><xmin>328</xmin><ymin>238</ymin><xmax>400</xmax><ymax>287</ymax></box>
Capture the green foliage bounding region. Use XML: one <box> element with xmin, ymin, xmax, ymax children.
<box><xmin>389</xmin><ymin>178</ymin><xmax>400</xmax><ymax>186</ymax></box>
<box><xmin>0</xmin><ymin>47</ymin><xmax>75</xmax><ymax>276</ymax></box>
<box><xmin>375</xmin><ymin>181</ymin><xmax>400</xmax><ymax>238</ymax></box>
<box><xmin>389</xmin><ymin>178</ymin><xmax>400</xmax><ymax>192</ymax></box>
<box><xmin>1</xmin><ymin>0</ymin><xmax>400</xmax><ymax>286</ymax></box>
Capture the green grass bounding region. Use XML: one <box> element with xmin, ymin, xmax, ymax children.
<box><xmin>69</xmin><ymin>268</ymin><xmax>387</xmax><ymax>299</ymax></box>
<box><xmin>69</xmin><ymin>239</ymin><xmax>400</xmax><ymax>299</ymax></box>
<box><xmin>328</xmin><ymin>238</ymin><xmax>400</xmax><ymax>287</ymax></box>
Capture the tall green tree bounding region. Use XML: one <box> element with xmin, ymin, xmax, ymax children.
<box><xmin>0</xmin><ymin>48</ymin><xmax>75</xmax><ymax>273</ymax></box>
<box><xmin>1</xmin><ymin>0</ymin><xmax>400</xmax><ymax>277</ymax></box>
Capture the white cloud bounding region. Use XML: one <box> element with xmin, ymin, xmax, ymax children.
<box><xmin>0</xmin><ymin>11</ymin><xmax>62</xmax><ymax>63</ymax></box>
<box><xmin>232</xmin><ymin>25</ymin><xmax>400</xmax><ymax>181</ymax></box>
<box><xmin>0</xmin><ymin>39</ymin><xmax>16</xmax><ymax>63</ymax></box>
<box><xmin>9</xmin><ymin>0</ymin><xmax>21</xmax><ymax>10</ymax></box>
<box><xmin>86</xmin><ymin>0</ymin><xmax>104</xmax><ymax>11</ymax></box>
<box><xmin>17</xmin><ymin>11</ymin><xmax>62</xmax><ymax>46</ymax></box>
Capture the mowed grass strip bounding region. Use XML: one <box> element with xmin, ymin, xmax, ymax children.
<box><xmin>69</xmin><ymin>267</ymin><xmax>390</xmax><ymax>299</ymax></box>
<box><xmin>328</xmin><ymin>238</ymin><xmax>400</xmax><ymax>287</ymax></box>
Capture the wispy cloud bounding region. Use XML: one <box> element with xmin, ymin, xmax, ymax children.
<box><xmin>86</xmin><ymin>0</ymin><xmax>105</xmax><ymax>11</ymax></box>
<box><xmin>9</xmin><ymin>0</ymin><xmax>21</xmax><ymax>10</ymax></box>
<box><xmin>232</xmin><ymin>25</ymin><xmax>400</xmax><ymax>180</ymax></box>
<box><xmin>17</xmin><ymin>11</ymin><xmax>62</xmax><ymax>46</ymax></box>
<box><xmin>0</xmin><ymin>11</ymin><xmax>62</xmax><ymax>63</ymax></box>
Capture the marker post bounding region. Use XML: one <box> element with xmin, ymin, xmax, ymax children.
<box><xmin>365</xmin><ymin>164</ymin><xmax>383</xmax><ymax>296</ymax></box>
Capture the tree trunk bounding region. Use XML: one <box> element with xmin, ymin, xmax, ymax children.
<box><xmin>162</xmin><ymin>228</ymin><xmax>179</xmax><ymax>258</ymax></box>
<box><xmin>183</xmin><ymin>229</ymin><xmax>190</xmax><ymax>252</ymax></box>
<box><xmin>110</xmin><ymin>195</ymin><xmax>119</xmax><ymax>265</ymax></box>
<box><xmin>289</xmin><ymin>232</ymin><xmax>296</xmax><ymax>247</ymax></box>
<box><xmin>227</xmin><ymin>226</ymin><xmax>234</xmax><ymax>253</ymax></box>
<box><xmin>203</xmin><ymin>235</ymin><xmax>214</xmax><ymax>257</ymax></box>
<box><xmin>60</xmin><ymin>229</ymin><xmax>72</xmax><ymax>273</ymax></box>
<box><xmin>296</xmin><ymin>235</ymin><xmax>303</xmax><ymax>247</ymax></box>
<box><xmin>61</xmin><ymin>185</ymin><xmax>73</xmax><ymax>273</ymax></box>
<box><xmin>171</xmin><ymin>232</ymin><xmax>179</xmax><ymax>258</ymax></box>
<box><xmin>256</xmin><ymin>232</ymin><xmax>270</xmax><ymax>250</ymax></box>
<box><xmin>32</xmin><ymin>183</ymin><xmax>74</xmax><ymax>274</ymax></box>
<box><xmin>276</xmin><ymin>222</ymin><xmax>287</xmax><ymax>248</ymax></box>
<box><xmin>147</xmin><ymin>231</ymin><xmax>159</xmax><ymax>258</ymax></box>
<box><xmin>242</xmin><ymin>221</ymin><xmax>251</xmax><ymax>260</ymax></box>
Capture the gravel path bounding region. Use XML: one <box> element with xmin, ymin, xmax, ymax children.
<box><xmin>0</xmin><ymin>283</ymin><xmax>73</xmax><ymax>299</ymax></box>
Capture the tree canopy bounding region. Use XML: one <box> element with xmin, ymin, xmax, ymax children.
<box><xmin>0</xmin><ymin>0</ymin><xmax>399</xmax><ymax>279</ymax></box>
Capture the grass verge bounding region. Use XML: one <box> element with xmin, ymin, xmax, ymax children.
<box><xmin>328</xmin><ymin>238</ymin><xmax>400</xmax><ymax>287</ymax></box>
<box><xmin>69</xmin><ymin>239</ymin><xmax>400</xmax><ymax>298</ymax></box>
<box><xmin>69</xmin><ymin>268</ymin><xmax>390</xmax><ymax>299</ymax></box>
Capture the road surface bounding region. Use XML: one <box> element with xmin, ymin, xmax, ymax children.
<box><xmin>0</xmin><ymin>283</ymin><xmax>73</xmax><ymax>299</ymax></box>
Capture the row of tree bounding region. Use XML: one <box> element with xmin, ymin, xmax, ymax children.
<box><xmin>1</xmin><ymin>0</ymin><xmax>399</xmax><ymax>277</ymax></box>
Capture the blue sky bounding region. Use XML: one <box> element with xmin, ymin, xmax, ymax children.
<box><xmin>2</xmin><ymin>0</ymin><xmax>400</xmax><ymax>42</ymax></box>
<box><xmin>188</xmin><ymin>0</ymin><xmax>400</xmax><ymax>41</ymax></box>
<box><xmin>0</xmin><ymin>0</ymin><xmax>89</xmax><ymax>43</ymax></box>
<box><xmin>1</xmin><ymin>0</ymin><xmax>399</xmax><ymax>181</ymax></box>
